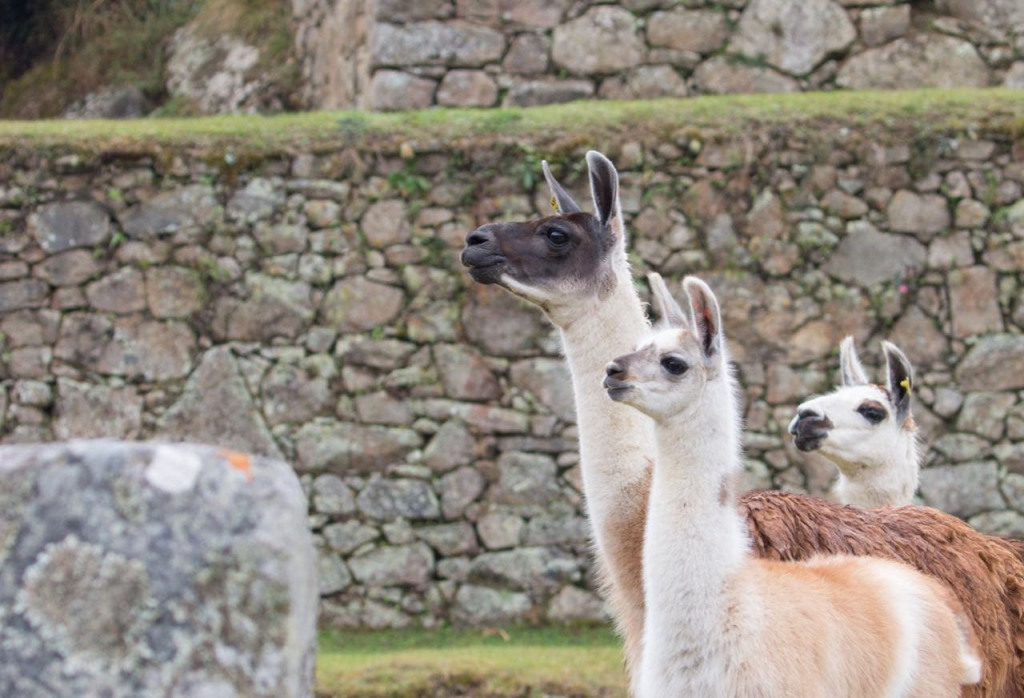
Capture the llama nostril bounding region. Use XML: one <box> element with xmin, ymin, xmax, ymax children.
<box><xmin>789</xmin><ymin>409</ymin><xmax>820</xmax><ymax>435</ymax></box>
<box><xmin>789</xmin><ymin>409</ymin><xmax>833</xmax><ymax>439</ymax></box>
<box><xmin>465</xmin><ymin>228</ymin><xmax>493</xmax><ymax>246</ymax></box>
<box><xmin>605</xmin><ymin>360</ymin><xmax>624</xmax><ymax>379</ymax></box>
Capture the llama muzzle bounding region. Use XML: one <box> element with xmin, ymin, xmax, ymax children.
<box><xmin>461</xmin><ymin>226</ymin><xmax>506</xmax><ymax>283</ymax></box>
<box><xmin>788</xmin><ymin>409</ymin><xmax>833</xmax><ymax>451</ymax></box>
<box><xmin>603</xmin><ymin>359</ymin><xmax>633</xmax><ymax>401</ymax></box>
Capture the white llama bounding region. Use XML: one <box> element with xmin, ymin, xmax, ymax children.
<box><xmin>788</xmin><ymin>336</ymin><xmax>920</xmax><ymax>507</ymax></box>
<box><xmin>604</xmin><ymin>274</ymin><xmax>980</xmax><ymax>697</ymax></box>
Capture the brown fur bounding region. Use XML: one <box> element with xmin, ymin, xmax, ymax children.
<box><xmin>744</xmin><ymin>555</ymin><xmax>974</xmax><ymax>696</ymax></box>
<box><xmin>861</xmin><ymin>398</ymin><xmax>887</xmax><ymax>413</ymax></box>
<box><xmin>741</xmin><ymin>490</ymin><xmax>1024</xmax><ymax>698</ymax></box>
<box><xmin>902</xmin><ymin>412</ymin><xmax>917</xmax><ymax>432</ymax></box>
<box><xmin>751</xmin><ymin>558</ymin><xmax>901</xmax><ymax>696</ymax></box>
<box><xmin>598</xmin><ymin>461</ymin><xmax>651</xmax><ymax>682</ymax></box>
<box><xmin>869</xmin><ymin>383</ymin><xmax>917</xmax><ymax>431</ymax></box>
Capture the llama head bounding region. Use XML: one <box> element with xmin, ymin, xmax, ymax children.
<box><xmin>788</xmin><ymin>336</ymin><xmax>917</xmax><ymax>472</ymax></box>
<box><xmin>603</xmin><ymin>273</ymin><xmax>726</xmax><ymax>422</ymax></box>
<box><xmin>460</xmin><ymin>151</ymin><xmax>627</xmax><ymax>320</ymax></box>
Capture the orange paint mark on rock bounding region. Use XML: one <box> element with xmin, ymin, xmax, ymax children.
<box><xmin>219</xmin><ymin>449</ymin><xmax>254</xmax><ymax>482</ymax></box>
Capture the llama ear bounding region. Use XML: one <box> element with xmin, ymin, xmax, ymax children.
<box><xmin>683</xmin><ymin>276</ymin><xmax>723</xmax><ymax>361</ymax></box>
<box><xmin>586</xmin><ymin>150</ymin><xmax>620</xmax><ymax>229</ymax></box>
<box><xmin>882</xmin><ymin>341</ymin><xmax>914</xmax><ymax>423</ymax></box>
<box><xmin>542</xmin><ymin>160</ymin><xmax>582</xmax><ymax>215</ymax></box>
<box><xmin>647</xmin><ymin>273</ymin><xmax>688</xmax><ymax>330</ymax></box>
<box><xmin>839</xmin><ymin>336</ymin><xmax>868</xmax><ymax>387</ymax></box>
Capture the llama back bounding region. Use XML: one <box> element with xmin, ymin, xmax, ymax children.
<box><xmin>741</xmin><ymin>491</ymin><xmax>1020</xmax><ymax>697</ymax></box>
<box><xmin>807</xmin><ymin>555</ymin><xmax>980</xmax><ymax>696</ymax></box>
<box><xmin>721</xmin><ymin>556</ymin><xmax>974</xmax><ymax>698</ymax></box>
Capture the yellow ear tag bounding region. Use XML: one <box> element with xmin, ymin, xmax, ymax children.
<box><xmin>550</xmin><ymin>195</ymin><xmax>560</xmax><ymax>213</ymax></box>
<box><xmin>900</xmin><ymin>377</ymin><xmax>911</xmax><ymax>394</ymax></box>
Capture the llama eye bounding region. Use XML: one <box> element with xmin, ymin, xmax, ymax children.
<box><xmin>545</xmin><ymin>228</ymin><xmax>569</xmax><ymax>247</ymax></box>
<box><xmin>661</xmin><ymin>356</ymin><xmax>688</xmax><ymax>376</ymax></box>
<box><xmin>856</xmin><ymin>405</ymin><xmax>887</xmax><ymax>424</ymax></box>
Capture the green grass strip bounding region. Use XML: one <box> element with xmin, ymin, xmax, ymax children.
<box><xmin>316</xmin><ymin>626</ymin><xmax>627</xmax><ymax>698</ymax></box>
<box><xmin>0</xmin><ymin>88</ymin><xmax>1020</xmax><ymax>155</ymax></box>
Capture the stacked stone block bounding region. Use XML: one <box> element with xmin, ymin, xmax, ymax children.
<box><xmin>293</xmin><ymin>0</ymin><xmax>1024</xmax><ymax>111</ymax></box>
<box><xmin>1</xmin><ymin>112</ymin><xmax>1023</xmax><ymax>628</ymax></box>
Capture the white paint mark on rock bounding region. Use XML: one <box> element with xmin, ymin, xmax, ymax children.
<box><xmin>145</xmin><ymin>445</ymin><xmax>202</xmax><ymax>493</ymax></box>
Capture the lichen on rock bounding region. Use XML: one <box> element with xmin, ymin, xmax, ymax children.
<box><xmin>17</xmin><ymin>536</ymin><xmax>155</xmax><ymax>673</ymax></box>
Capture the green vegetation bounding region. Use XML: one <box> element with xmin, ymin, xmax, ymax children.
<box><xmin>387</xmin><ymin>169</ymin><xmax>432</xmax><ymax>198</ymax></box>
<box><xmin>0</xmin><ymin>0</ymin><xmax>295</xmax><ymax>119</ymax></box>
<box><xmin>0</xmin><ymin>89</ymin><xmax>1020</xmax><ymax>157</ymax></box>
<box><xmin>316</xmin><ymin>626</ymin><xmax>628</xmax><ymax>698</ymax></box>
<box><xmin>0</xmin><ymin>0</ymin><xmax>204</xmax><ymax>119</ymax></box>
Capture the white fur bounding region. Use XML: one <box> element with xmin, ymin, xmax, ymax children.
<box><xmin>795</xmin><ymin>385</ymin><xmax>920</xmax><ymax>507</ymax></box>
<box><xmin>789</xmin><ymin>337</ymin><xmax>920</xmax><ymax>507</ymax></box>
<box><xmin>609</xmin><ymin>276</ymin><xmax>979</xmax><ymax>698</ymax></box>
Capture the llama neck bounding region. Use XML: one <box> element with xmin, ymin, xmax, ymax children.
<box><xmin>833</xmin><ymin>438</ymin><xmax>920</xmax><ymax>507</ymax></box>
<box><xmin>643</xmin><ymin>378</ymin><xmax>749</xmax><ymax>671</ymax></box>
<box><xmin>554</xmin><ymin>267</ymin><xmax>654</xmax><ymax>525</ymax></box>
<box><xmin>546</xmin><ymin>257</ymin><xmax>653</xmax><ymax>693</ymax></box>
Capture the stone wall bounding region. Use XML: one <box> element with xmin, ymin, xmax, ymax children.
<box><xmin>294</xmin><ymin>0</ymin><xmax>1024</xmax><ymax>110</ymax></box>
<box><xmin>1</xmin><ymin>104</ymin><xmax>1023</xmax><ymax>629</ymax></box>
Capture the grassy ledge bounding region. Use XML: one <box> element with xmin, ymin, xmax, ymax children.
<box><xmin>316</xmin><ymin>626</ymin><xmax>627</xmax><ymax>698</ymax></box>
<box><xmin>0</xmin><ymin>88</ymin><xmax>1021</xmax><ymax>158</ymax></box>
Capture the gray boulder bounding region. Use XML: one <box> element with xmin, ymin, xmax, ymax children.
<box><xmin>347</xmin><ymin>542</ymin><xmax>434</xmax><ymax>587</ymax></box>
<box><xmin>647</xmin><ymin>9</ymin><xmax>729</xmax><ymax>54</ymax></box>
<box><xmin>371</xmin><ymin>21</ymin><xmax>505</xmax><ymax>68</ymax></box>
<box><xmin>356</xmin><ymin>476</ymin><xmax>441</xmax><ymax>521</ymax></box>
<box><xmin>936</xmin><ymin>0</ymin><xmax>1024</xmax><ymax>34</ymax></box>
<box><xmin>823</xmin><ymin>221</ymin><xmax>926</xmax><ymax>286</ymax></box>
<box><xmin>166</xmin><ymin>24</ymin><xmax>269</xmax><ymax>114</ymax></box>
<box><xmin>119</xmin><ymin>185</ymin><xmax>221</xmax><ymax>238</ymax></box>
<box><xmin>64</xmin><ymin>85</ymin><xmax>147</xmax><ymax>119</ymax></box>
<box><xmin>436</xmin><ymin>69</ymin><xmax>498</xmax><ymax>107</ymax></box>
<box><xmin>732</xmin><ymin>0</ymin><xmax>856</xmax><ymax>76</ymax></box>
<box><xmin>155</xmin><ymin>347</ymin><xmax>283</xmax><ymax>459</ymax></box>
<box><xmin>836</xmin><ymin>34</ymin><xmax>990</xmax><ymax>89</ymax></box>
<box><xmin>918</xmin><ymin>461</ymin><xmax>1005</xmax><ymax>518</ymax></box>
<box><xmin>217</xmin><ymin>273</ymin><xmax>315</xmax><ymax>342</ymax></box>
<box><xmin>320</xmin><ymin>276</ymin><xmax>405</xmax><ymax>333</ymax></box>
<box><xmin>552</xmin><ymin>6</ymin><xmax>646</xmax><ymax>75</ymax></box>
<box><xmin>502</xmin><ymin>78</ymin><xmax>595</xmax><ymax>108</ymax></box>
<box><xmin>955</xmin><ymin>335</ymin><xmax>1024</xmax><ymax>392</ymax></box>
<box><xmin>451</xmin><ymin>584</ymin><xmax>531</xmax><ymax>626</ymax></box>
<box><xmin>692</xmin><ymin>57</ymin><xmax>799</xmax><ymax>95</ymax></box>
<box><xmin>29</xmin><ymin>201</ymin><xmax>111</xmax><ymax>253</ymax></box>
<box><xmin>887</xmin><ymin>190</ymin><xmax>951</xmax><ymax>240</ymax></box>
<box><xmin>293</xmin><ymin>420</ymin><xmax>421</xmax><ymax>474</ymax></box>
<box><xmin>366</xmin><ymin>70</ymin><xmax>436</xmax><ymax>111</ymax></box>
<box><xmin>509</xmin><ymin>358</ymin><xmax>575</xmax><ymax>422</ymax></box>
<box><xmin>227</xmin><ymin>178</ymin><xmax>286</xmax><ymax>223</ymax></box>
<box><xmin>0</xmin><ymin>279</ymin><xmax>48</xmax><ymax>313</ymax></box>
<box><xmin>468</xmin><ymin>547</ymin><xmax>580</xmax><ymax>597</ymax></box>
<box><xmin>0</xmin><ymin>440</ymin><xmax>316</xmax><ymax>697</ymax></box>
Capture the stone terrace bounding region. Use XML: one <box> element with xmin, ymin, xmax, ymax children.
<box><xmin>1</xmin><ymin>97</ymin><xmax>1024</xmax><ymax>628</ymax></box>
<box><xmin>293</xmin><ymin>0</ymin><xmax>1024</xmax><ymax>111</ymax></box>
